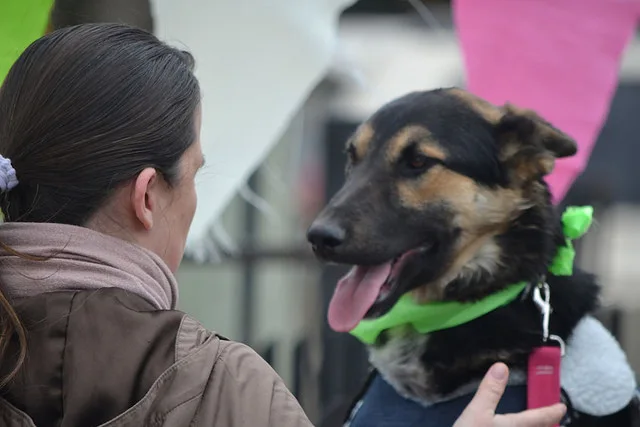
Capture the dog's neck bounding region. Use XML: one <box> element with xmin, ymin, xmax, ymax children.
<box><xmin>368</xmin><ymin>201</ymin><xmax>600</xmax><ymax>402</ymax></box>
<box><xmin>442</xmin><ymin>201</ymin><xmax>565</xmax><ymax>302</ymax></box>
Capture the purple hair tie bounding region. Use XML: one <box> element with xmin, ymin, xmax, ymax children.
<box><xmin>0</xmin><ymin>156</ymin><xmax>18</xmax><ymax>192</ymax></box>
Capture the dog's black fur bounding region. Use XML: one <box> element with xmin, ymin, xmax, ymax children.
<box><xmin>307</xmin><ymin>88</ymin><xmax>640</xmax><ymax>426</ymax></box>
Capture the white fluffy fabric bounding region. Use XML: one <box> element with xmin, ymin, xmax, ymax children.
<box><xmin>560</xmin><ymin>315</ymin><xmax>637</xmax><ymax>416</ymax></box>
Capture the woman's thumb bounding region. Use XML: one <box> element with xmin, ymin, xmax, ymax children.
<box><xmin>461</xmin><ymin>363</ymin><xmax>509</xmax><ymax>417</ymax></box>
<box><xmin>455</xmin><ymin>363</ymin><xmax>566</xmax><ymax>427</ymax></box>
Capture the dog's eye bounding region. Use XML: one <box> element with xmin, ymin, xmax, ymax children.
<box><xmin>346</xmin><ymin>144</ymin><xmax>357</xmax><ymax>163</ymax></box>
<box><xmin>400</xmin><ymin>151</ymin><xmax>440</xmax><ymax>177</ymax></box>
<box><xmin>399</xmin><ymin>145</ymin><xmax>441</xmax><ymax>176</ymax></box>
<box><xmin>408</xmin><ymin>154</ymin><xmax>429</xmax><ymax>170</ymax></box>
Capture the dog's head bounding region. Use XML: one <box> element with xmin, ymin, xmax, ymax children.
<box><xmin>307</xmin><ymin>88</ymin><xmax>576</xmax><ymax>333</ymax></box>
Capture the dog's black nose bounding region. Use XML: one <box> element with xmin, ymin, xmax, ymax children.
<box><xmin>307</xmin><ymin>221</ymin><xmax>346</xmax><ymax>250</ymax></box>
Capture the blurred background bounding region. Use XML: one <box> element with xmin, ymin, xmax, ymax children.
<box><xmin>8</xmin><ymin>0</ymin><xmax>640</xmax><ymax>425</ymax></box>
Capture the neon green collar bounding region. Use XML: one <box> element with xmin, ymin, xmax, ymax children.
<box><xmin>349</xmin><ymin>206</ymin><xmax>594</xmax><ymax>345</ymax></box>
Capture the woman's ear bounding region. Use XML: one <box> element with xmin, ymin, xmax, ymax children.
<box><xmin>131</xmin><ymin>167</ymin><xmax>158</xmax><ymax>230</ymax></box>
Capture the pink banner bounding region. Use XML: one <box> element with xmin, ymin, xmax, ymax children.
<box><xmin>454</xmin><ymin>0</ymin><xmax>640</xmax><ymax>201</ymax></box>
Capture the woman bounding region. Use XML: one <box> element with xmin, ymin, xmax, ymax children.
<box><xmin>0</xmin><ymin>23</ymin><xmax>564</xmax><ymax>426</ymax></box>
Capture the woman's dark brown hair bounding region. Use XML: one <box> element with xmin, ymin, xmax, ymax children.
<box><xmin>0</xmin><ymin>23</ymin><xmax>201</xmax><ymax>387</ymax></box>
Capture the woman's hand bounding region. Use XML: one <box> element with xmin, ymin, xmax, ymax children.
<box><xmin>454</xmin><ymin>363</ymin><xmax>566</xmax><ymax>427</ymax></box>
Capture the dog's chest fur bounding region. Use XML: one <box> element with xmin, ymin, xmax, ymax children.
<box><xmin>369</xmin><ymin>331</ymin><xmax>433</xmax><ymax>400</ymax></box>
<box><xmin>369</xmin><ymin>327</ymin><xmax>517</xmax><ymax>403</ymax></box>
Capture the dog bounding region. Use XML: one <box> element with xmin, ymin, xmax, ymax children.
<box><xmin>307</xmin><ymin>88</ymin><xmax>640</xmax><ymax>426</ymax></box>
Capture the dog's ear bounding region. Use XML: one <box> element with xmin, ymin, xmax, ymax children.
<box><xmin>496</xmin><ymin>103</ymin><xmax>577</xmax><ymax>184</ymax></box>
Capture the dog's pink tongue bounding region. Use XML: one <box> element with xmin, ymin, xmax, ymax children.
<box><xmin>327</xmin><ymin>263</ymin><xmax>392</xmax><ymax>332</ymax></box>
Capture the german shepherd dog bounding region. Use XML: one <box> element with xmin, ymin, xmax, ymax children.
<box><xmin>307</xmin><ymin>88</ymin><xmax>640</xmax><ymax>426</ymax></box>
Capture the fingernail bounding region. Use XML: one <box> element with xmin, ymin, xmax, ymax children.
<box><xmin>490</xmin><ymin>363</ymin><xmax>507</xmax><ymax>380</ymax></box>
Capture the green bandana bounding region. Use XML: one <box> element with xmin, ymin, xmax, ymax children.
<box><xmin>349</xmin><ymin>206</ymin><xmax>594</xmax><ymax>345</ymax></box>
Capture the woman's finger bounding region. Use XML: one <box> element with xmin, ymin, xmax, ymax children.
<box><xmin>466</xmin><ymin>363</ymin><xmax>510</xmax><ymax>415</ymax></box>
<box><xmin>495</xmin><ymin>404</ymin><xmax>567</xmax><ymax>427</ymax></box>
<box><xmin>454</xmin><ymin>363</ymin><xmax>510</xmax><ymax>427</ymax></box>
<box><xmin>455</xmin><ymin>362</ymin><xmax>566</xmax><ymax>427</ymax></box>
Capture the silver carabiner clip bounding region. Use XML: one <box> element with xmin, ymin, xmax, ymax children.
<box><xmin>548</xmin><ymin>334</ymin><xmax>566</xmax><ymax>357</ymax></box>
<box><xmin>532</xmin><ymin>283</ymin><xmax>551</xmax><ymax>342</ymax></box>
<box><xmin>532</xmin><ymin>283</ymin><xmax>566</xmax><ymax>356</ymax></box>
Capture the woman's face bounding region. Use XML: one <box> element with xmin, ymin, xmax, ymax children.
<box><xmin>157</xmin><ymin>109</ymin><xmax>204</xmax><ymax>272</ymax></box>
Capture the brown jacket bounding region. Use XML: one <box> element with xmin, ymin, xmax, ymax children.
<box><xmin>0</xmin><ymin>288</ymin><xmax>314</xmax><ymax>427</ymax></box>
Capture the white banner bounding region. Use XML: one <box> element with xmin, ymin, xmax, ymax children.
<box><xmin>151</xmin><ymin>0</ymin><xmax>355</xmax><ymax>257</ymax></box>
